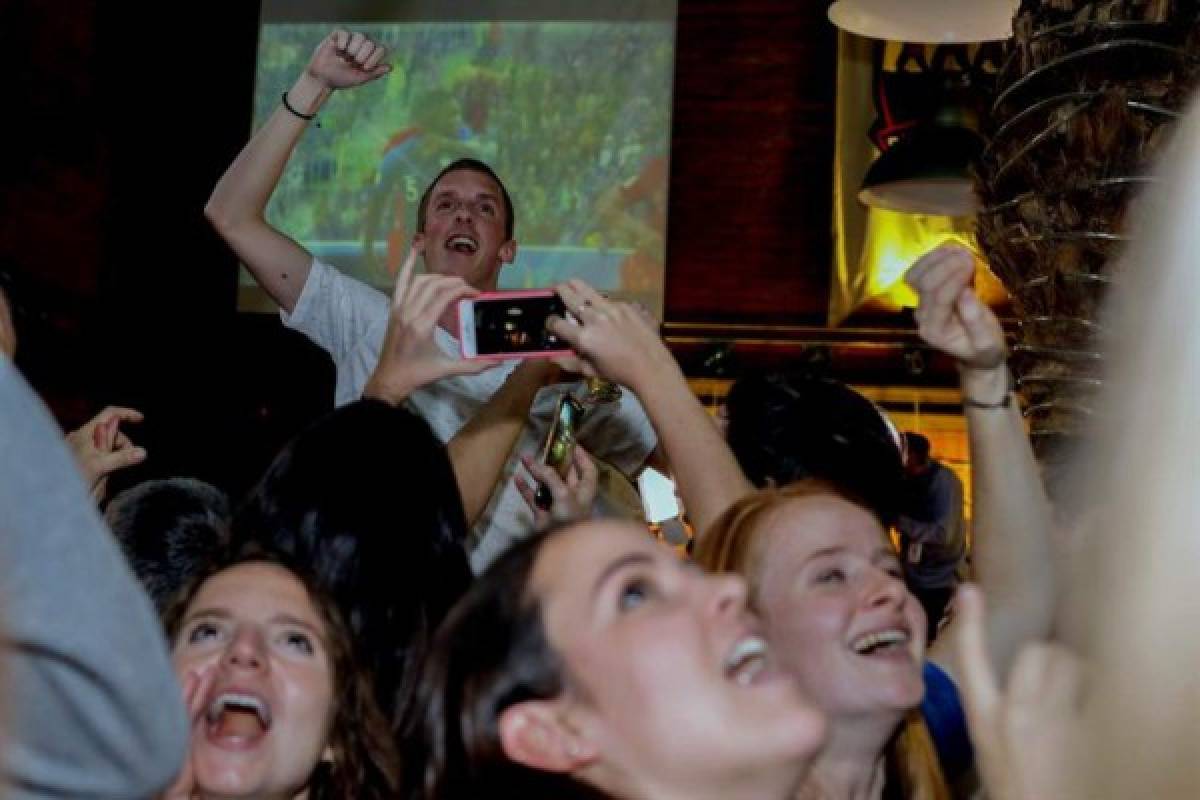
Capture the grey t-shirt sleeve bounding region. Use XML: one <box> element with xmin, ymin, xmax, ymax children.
<box><xmin>0</xmin><ymin>358</ymin><xmax>188</xmax><ymax>799</ymax></box>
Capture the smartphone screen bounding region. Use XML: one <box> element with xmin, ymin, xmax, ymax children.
<box><xmin>466</xmin><ymin>293</ymin><xmax>568</xmax><ymax>357</ymax></box>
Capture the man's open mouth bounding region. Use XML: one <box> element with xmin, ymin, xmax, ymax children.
<box><xmin>445</xmin><ymin>234</ymin><xmax>479</xmax><ymax>254</ymax></box>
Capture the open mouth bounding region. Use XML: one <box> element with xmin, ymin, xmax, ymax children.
<box><xmin>205</xmin><ymin>691</ymin><xmax>273</xmax><ymax>746</ymax></box>
<box><xmin>444</xmin><ymin>234</ymin><xmax>479</xmax><ymax>254</ymax></box>
<box><xmin>850</xmin><ymin>628</ymin><xmax>911</xmax><ymax>657</ymax></box>
<box><xmin>724</xmin><ymin>635</ymin><xmax>771</xmax><ymax>687</ymax></box>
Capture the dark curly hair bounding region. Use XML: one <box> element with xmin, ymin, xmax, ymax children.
<box><xmin>105</xmin><ymin>477</ymin><xmax>231</xmax><ymax>613</ymax></box>
<box><xmin>162</xmin><ymin>545</ymin><xmax>401</xmax><ymax>799</ymax></box>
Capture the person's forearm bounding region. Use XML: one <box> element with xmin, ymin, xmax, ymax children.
<box><xmin>630</xmin><ymin>361</ymin><xmax>752</xmax><ymax>536</ymax></box>
<box><xmin>204</xmin><ymin>72</ymin><xmax>329</xmax><ymax>312</ymax></box>
<box><xmin>447</xmin><ymin>363</ymin><xmax>551</xmax><ymax>526</ymax></box>
<box><xmin>962</xmin><ymin>365</ymin><xmax>1055</xmax><ymax>677</ymax></box>
<box><xmin>206</xmin><ymin>72</ymin><xmax>329</xmax><ymax>228</ymax></box>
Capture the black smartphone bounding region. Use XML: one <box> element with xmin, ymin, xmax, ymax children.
<box><xmin>458</xmin><ymin>290</ymin><xmax>572</xmax><ymax>359</ymax></box>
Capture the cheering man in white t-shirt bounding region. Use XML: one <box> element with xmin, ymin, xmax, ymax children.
<box><xmin>206</xmin><ymin>30</ymin><xmax>656</xmax><ymax>570</ymax></box>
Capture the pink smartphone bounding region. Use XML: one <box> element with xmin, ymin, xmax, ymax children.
<box><xmin>458</xmin><ymin>289</ymin><xmax>573</xmax><ymax>360</ymax></box>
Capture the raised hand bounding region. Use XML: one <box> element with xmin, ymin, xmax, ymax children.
<box><xmin>546</xmin><ymin>280</ymin><xmax>677</xmax><ymax>394</ymax></box>
<box><xmin>65</xmin><ymin>406</ymin><xmax>146</xmax><ymax>503</ymax></box>
<box><xmin>955</xmin><ymin>585</ymin><xmax>1085</xmax><ymax>800</ymax></box>
<box><xmin>363</xmin><ymin>246</ymin><xmax>497</xmax><ymax>405</ymax></box>
<box><xmin>516</xmin><ymin>446</ymin><xmax>599</xmax><ymax>532</ymax></box>
<box><xmin>305</xmin><ymin>29</ymin><xmax>391</xmax><ymax>91</ymax></box>
<box><xmin>905</xmin><ymin>244</ymin><xmax>1006</xmax><ymax>371</ymax></box>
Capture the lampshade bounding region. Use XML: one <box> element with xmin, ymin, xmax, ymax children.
<box><xmin>828</xmin><ymin>0</ymin><xmax>1018</xmax><ymax>43</ymax></box>
<box><xmin>858</xmin><ymin>124</ymin><xmax>983</xmax><ymax>216</ymax></box>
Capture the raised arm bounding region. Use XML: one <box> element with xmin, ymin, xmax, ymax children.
<box><xmin>548</xmin><ymin>280</ymin><xmax>753</xmax><ymax>534</ymax></box>
<box><xmin>0</xmin><ymin>358</ymin><xmax>187</xmax><ymax>798</ymax></box>
<box><xmin>204</xmin><ymin>30</ymin><xmax>390</xmax><ymax>313</ymax></box>
<box><xmin>907</xmin><ymin>245</ymin><xmax>1055</xmax><ymax>682</ymax></box>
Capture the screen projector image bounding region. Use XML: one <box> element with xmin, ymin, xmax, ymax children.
<box><xmin>240</xmin><ymin>1</ymin><xmax>678</xmax><ymax>315</ymax></box>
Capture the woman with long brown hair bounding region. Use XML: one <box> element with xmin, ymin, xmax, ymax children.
<box><xmin>159</xmin><ymin>548</ymin><xmax>401</xmax><ymax>799</ymax></box>
<box><xmin>403</xmin><ymin>518</ymin><xmax>828</xmax><ymax>800</ymax></box>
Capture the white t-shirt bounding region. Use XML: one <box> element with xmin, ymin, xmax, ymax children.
<box><xmin>282</xmin><ymin>258</ymin><xmax>658</xmax><ymax>571</ymax></box>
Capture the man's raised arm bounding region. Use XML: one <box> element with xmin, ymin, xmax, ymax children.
<box><xmin>205</xmin><ymin>30</ymin><xmax>390</xmax><ymax>313</ymax></box>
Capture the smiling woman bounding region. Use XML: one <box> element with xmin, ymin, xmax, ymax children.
<box><xmin>161</xmin><ymin>550</ymin><xmax>400</xmax><ymax>799</ymax></box>
<box><xmin>402</xmin><ymin>519</ymin><xmax>827</xmax><ymax>800</ymax></box>
<box><xmin>696</xmin><ymin>482</ymin><xmax>955</xmax><ymax>800</ymax></box>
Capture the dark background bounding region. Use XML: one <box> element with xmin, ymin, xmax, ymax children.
<box><xmin>1</xmin><ymin>1</ymin><xmax>889</xmax><ymax>501</ymax></box>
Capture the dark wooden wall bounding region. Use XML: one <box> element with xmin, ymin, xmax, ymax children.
<box><xmin>666</xmin><ymin>1</ymin><xmax>837</xmax><ymax>325</ymax></box>
<box><xmin>1</xmin><ymin>0</ymin><xmax>845</xmax><ymax>497</ymax></box>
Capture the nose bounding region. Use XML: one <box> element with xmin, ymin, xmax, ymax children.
<box><xmin>220</xmin><ymin>626</ymin><xmax>267</xmax><ymax>672</ymax></box>
<box><xmin>862</xmin><ymin>566</ymin><xmax>909</xmax><ymax>612</ymax></box>
<box><xmin>453</xmin><ymin>200</ymin><xmax>472</xmax><ymax>222</ymax></box>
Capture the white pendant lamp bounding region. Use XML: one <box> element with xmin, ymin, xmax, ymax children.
<box><xmin>828</xmin><ymin>0</ymin><xmax>1018</xmax><ymax>43</ymax></box>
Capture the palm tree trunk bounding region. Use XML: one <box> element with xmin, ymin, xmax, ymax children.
<box><xmin>976</xmin><ymin>0</ymin><xmax>1200</xmax><ymax>480</ymax></box>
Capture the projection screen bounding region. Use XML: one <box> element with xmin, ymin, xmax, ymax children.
<box><xmin>240</xmin><ymin>1</ymin><xmax>678</xmax><ymax>316</ymax></box>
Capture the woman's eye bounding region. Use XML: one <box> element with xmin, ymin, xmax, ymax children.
<box><xmin>478</xmin><ymin>202</ymin><xmax>496</xmax><ymax>216</ymax></box>
<box><xmin>187</xmin><ymin>622</ymin><xmax>222</xmax><ymax>644</ymax></box>
<box><xmin>282</xmin><ymin>631</ymin><xmax>315</xmax><ymax>655</ymax></box>
<box><xmin>815</xmin><ymin>568</ymin><xmax>846</xmax><ymax>585</ymax></box>
<box><xmin>435</xmin><ymin>199</ymin><xmax>455</xmax><ymax>212</ymax></box>
<box><xmin>618</xmin><ymin>578</ymin><xmax>655</xmax><ymax>612</ymax></box>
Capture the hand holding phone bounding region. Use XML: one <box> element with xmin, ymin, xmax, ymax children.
<box><xmin>364</xmin><ymin>246</ymin><xmax>496</xmax><ymax>404</ymax></box>
<box><xmin>458</xmin><ymin>290</ymin><xmax>574</xmax><ymax>360</ymax></box>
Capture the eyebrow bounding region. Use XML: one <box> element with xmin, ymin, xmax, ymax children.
<box><xmin>179</xmin><ymin>608</ymin><xmax>325</xmax><ymax>643</ymax></box>
<box><xmin>805</xmin><ymin>545</ymin><xmax>899</xmax><ymax>567</ymax></box>
<box><xmin>181</xmin><ymin>607</ymin><xmax>231</xmax><ymax>627</ymax></box>
<box><xmin>805</xmin><ymin>546</ymin><xmax>847</xmax><ymax>563</ymax></box>
<box><xmin>591</xmin><ymin>552</ymin><xmax>655</xmax><ymax>601</ymax></box>
<box><xmin>270</xmin><ymin>613</ymin><xmax>327</xmax><ymax>643</ymax></box>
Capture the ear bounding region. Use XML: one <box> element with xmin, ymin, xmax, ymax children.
<box><xmin>499</xmin><ymin>238</ymin><xmax>517</xmax><ymax>265</ymax></box>
<box><xmin>412</xmin><ymin>233</ymin><xmax>426</xmax><ymax>253</ymax></box>
<box><xmin>320</xmin><ymin>744</ymin><xmax>335</xmax><ymax>764</ymax></box>
<box><xmin>498</xmin><ymin>700</ymin><xmax>598</xmax><ymax>774</ymax></box>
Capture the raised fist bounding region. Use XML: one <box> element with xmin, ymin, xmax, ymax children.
<box><xmin>305</xmin><ymin>29</ymin><xmax>391</xmax><ymax>91</ymax></box>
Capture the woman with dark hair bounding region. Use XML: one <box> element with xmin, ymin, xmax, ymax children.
<box><xmin>161</xmin><ymin>547</ymin><xmax>399</xmax><ymax>798</ymax></box>
<box><xmin>403</xmin><ymin>518</ymin><xmax>827</xmax><ymax>800</ymax></box>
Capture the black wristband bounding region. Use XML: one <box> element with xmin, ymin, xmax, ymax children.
<box><xmin>281</xmin><ymin>91</ymin><xmax>317</xmax><ymax>121</ymax></box>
